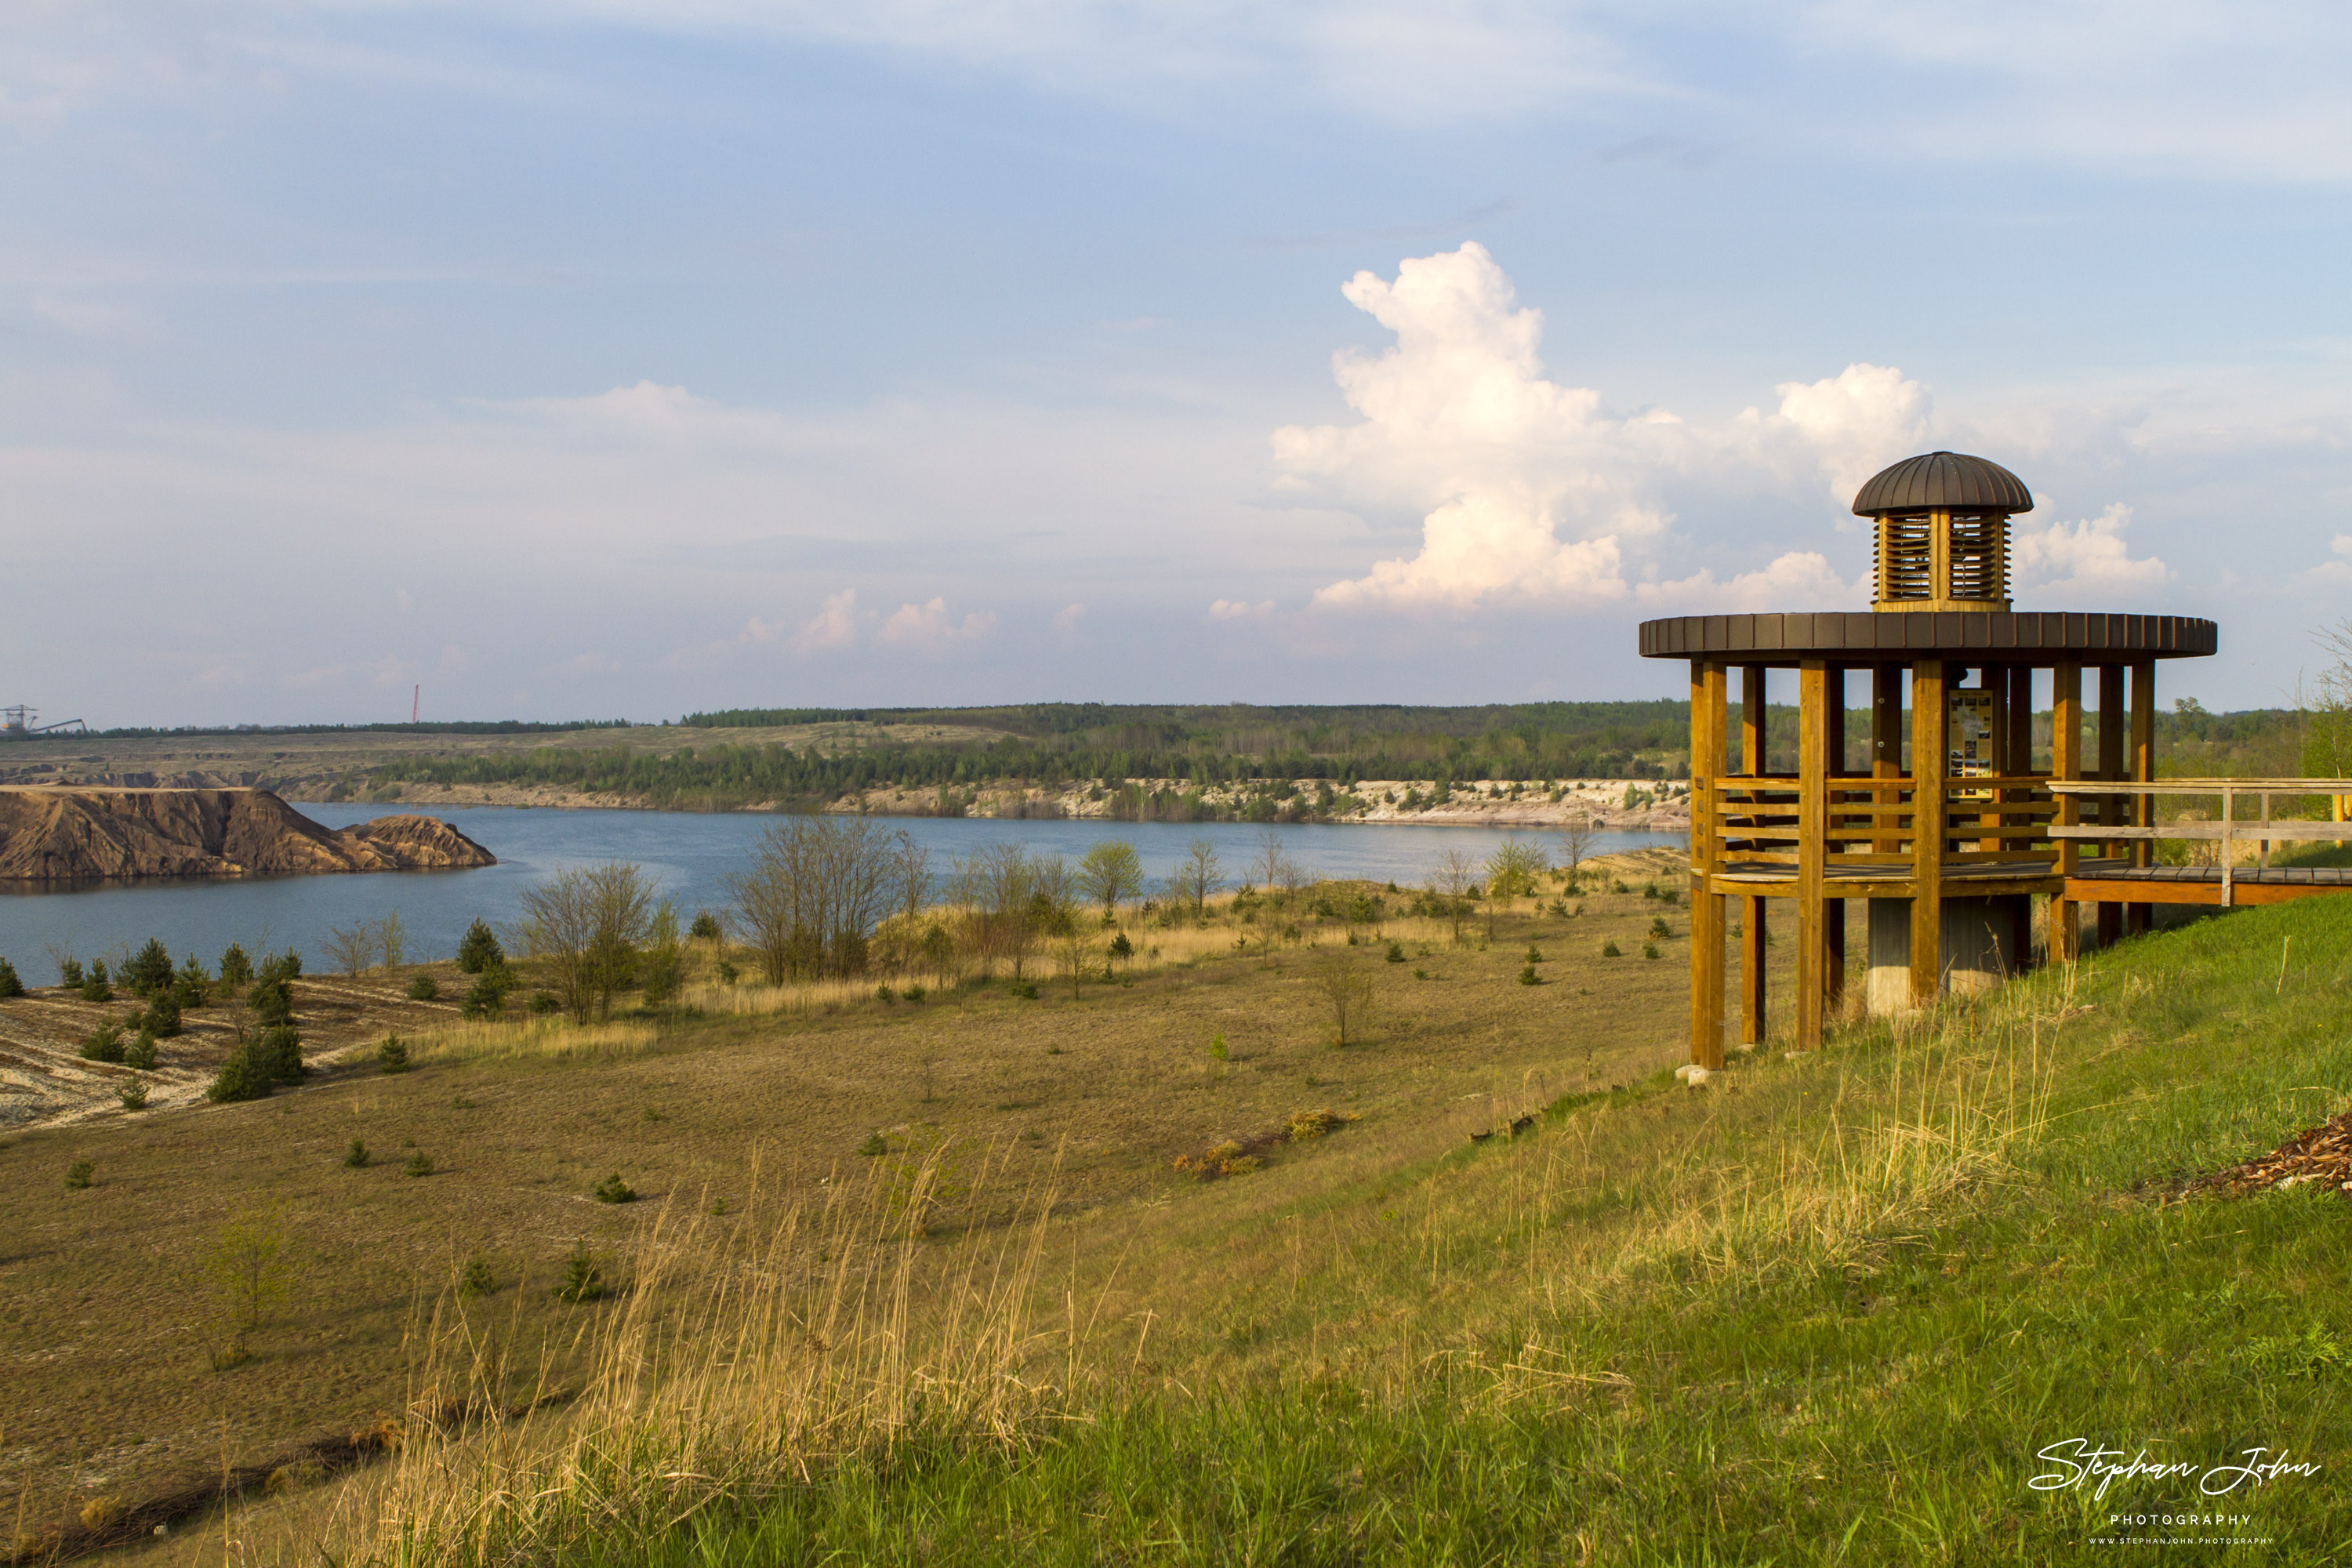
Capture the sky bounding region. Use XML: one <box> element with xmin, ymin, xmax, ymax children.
<box><xmin>3</xmin><ymin>2</ymin><xmax>2349</xmax><ymax>727</ymax></box>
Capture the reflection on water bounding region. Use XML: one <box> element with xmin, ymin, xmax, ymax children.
<box><xmin>0</xmin><ymin>807</ymin><xmax>1682</xmax><ymax>985</ymax></box>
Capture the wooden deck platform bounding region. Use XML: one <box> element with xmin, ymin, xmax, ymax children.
<box><xmin>2069</xmin><ymin>862</ymin><xmax>2352</xmax><ymax>907</ymax></box>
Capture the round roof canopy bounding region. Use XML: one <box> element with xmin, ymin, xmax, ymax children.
<box><xmin>1851</xmin><ymin>451</ymin><xmax>2034</xmax><ymax>517</ymax></box>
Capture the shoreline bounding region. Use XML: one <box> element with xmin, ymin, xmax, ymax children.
<box><xmin>289</xmin><ymin>776</ymin><xmax>1695</xmax><ymax>834</ymax></box>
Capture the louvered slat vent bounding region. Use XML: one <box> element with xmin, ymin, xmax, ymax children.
<box><xmin>1875</xmin><ymin>514</ymin><xmax>1934</xmax><ymax>602</ymax></box>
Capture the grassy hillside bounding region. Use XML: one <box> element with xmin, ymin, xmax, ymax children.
<box><xmin>39</xmin><ymin>886</ymin><xmax>2340</xmax><ymax>1565</ymax></box>
<box><xmin>339</xmin><ymin>895</ymin><xmax>2347</xmax><ymax>1565</ymax></box>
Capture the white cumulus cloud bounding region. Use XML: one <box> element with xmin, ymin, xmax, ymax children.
<box><xmin>2011</xmin><ymin>503</ymin><xmax>2172</xmax><ymax>600</ymax></box>
<box><xmin>788</xmin><ymin>589</ymin><xmax>860</xmax><ymax>653</ymax></box>
<box><xmin>1277</xmin><ymin>243</ymin><xmax>1927</xmax><ymax>616</ymax></box>
<box><xmin>878</xmin><ymin>597</ymin><xmax>996</xmax><ymax>652</ymax></box>
<box><xmin>2307</xmin><ymin>534</ymin><xmax>2352</xmax><ymax>587</ymax></box>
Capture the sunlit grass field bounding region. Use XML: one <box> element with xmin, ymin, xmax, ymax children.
<box><xmin>12</xmin><ymin>858</ymin><xmax>2351</xmax><ymax>1563</ymax></box>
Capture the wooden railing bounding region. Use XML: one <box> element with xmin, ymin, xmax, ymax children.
<box><xmin>2049</xmin><ymin>778</ymin><xmax>2352</xmax><ymax>906</ymax></box>
<box><xmin>1708</xmin><ymin>774</ymin><xmax>2090</xmax><ymax>869</ymax></box>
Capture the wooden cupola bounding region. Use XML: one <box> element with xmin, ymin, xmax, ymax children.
<box><xmin>1851</xmin><ymin>451</ymin><xmax>2033</xmax><ymax>612</ymax></box>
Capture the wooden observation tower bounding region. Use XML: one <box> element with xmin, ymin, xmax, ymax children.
<box><xmin>1638</xmin><ymin>451</ymin><xmax>2220</xmax><ymax>1063</ymax></box>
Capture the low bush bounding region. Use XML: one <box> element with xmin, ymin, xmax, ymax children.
<box><xmin>343</xmin><ymin>1138</ymin><xmax>371</xmax><ymax>1169</ymax></box>
<box><xmin>405</xmin><ymin>974</ymin><xmax>438</xmax><ymax>1001</ymax></box>
<box><xmin>526</xmin><ymin>989</ymin><xmax>559</xmax><ymax>1015</ymax></box>
<box><xmin>206</xmin><ymin>1043</ymin><xmax>274</xmax><ymax>1103</ymax></box>
<box><xmin>593</xmin><ymin>1172</ymin><xmax>636</xmax><ymax>1204</ymax></box>
<box><xmin>78</xmin><ymin>1022</ymin><xmax>126</xmax><ymax>1064</ymax></box>
<box><xmin>552</xmin><ymin>1243</ymin><xmax>605</xmax><ymax>1302</ymax></box>
<box><xmin>64</xmin><ymin>1159</ymin><xmax>93</xmax><ymax>1189</ymax></box>
<box><xmin>1385</xmin><ymin>941</ymin><xmax>1406</xmax><ymax>963</ymax></box>
<box><xmin>379</xmin><ymin>1035</ymin><xmax>412</xmax><ymax>1073</ymax></box>
<box><xmin>906</xmin><ymin>984</ymin><xmax>927</xmax><ymax>1003</ymax></box>
<box><xmin>0</xmin><ymin>956</ymin><xmax>21</xmax><ymax>998</ymax></box>
<box><xmin>1642</xmin><ymin>941</ymin><xmax>1661</xmax><ymax>960</ymax></box>
<box><xmin>1012</xmin><ymin>982</ymin><xmax>1040</xmax><ymax>1000</ymax></box>
<box><xmin>461</xmin><ymin>975</ymin><xmax>508</xmax><ymax>1020</ymax></box>
<box><xmin>117</xmin><ymin>1080</ymin><xmax>148</xmax><ymax>1111</ymax></box>
<box><xmin>459</xmin><ymin>1258</ymin><xmax>495</xmax><ymax>1298</ymax></box>
<box><xmin>456</xmin><ymin>918</ymin><xmax>503</xmax><ymax>974</ymax></box>
<box><xmin>875</xmin><ymin>984</ymin><xmax>897</xmax><ymax>1004</ymax></box>
<box><xmin>257</xmin><ymin>1025</ymin><xmax>304</xmax><ymax>1082</ymax></box>
<box><xmin>405</xmin><ymin>1152</ymin><xmax>434</xmax><ymax>1178</ymax></box>
<box><xmin>126</xmin><ymin>938</ymin><xmax>175</xmax><ymax>996</ymax></box>
<box><xmin>124</xmin><ymin>1031</ymin><xmax>159</xmax><ymax>1071</ymax></box>
<box><xmin>1600</xmin><ymin>939</ymin><xmax>1622</xmax><ymax>957</ymax></box>
<box><xmin>249</xmin><ymin>977</ymin><xmax>294</xmax><ymax>1027</ymax></box>
<box><xmin>1518</xmin><ymin>964</ymin><xmax>1542</xmax><ymax>985</ymax></box>
<box><xmin>857</xmin><ymin>1131</ymin><xmax>889</xmax><ymax>1156</ymax></box>
<box><xmin>716</xmin><ymin>960</ymin><xmax>740</xmax><ymax>985</ymax></box>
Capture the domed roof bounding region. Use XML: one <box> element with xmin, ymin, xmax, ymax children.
<box><xmin>1851</xmin><ymin>452</ymin><xmax>2034</xmax><ymax>517</ymax></box>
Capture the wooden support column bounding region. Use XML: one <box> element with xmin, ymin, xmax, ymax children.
<box><xmin>1796</xmin><ymin>661</ymin><xmax>1831</xmax><ymax>1047</ymax></box>
<box><xmin>1690</xmin><ymin>660</ymin><xmax>1726</xmax><ymax>1069</ymax></box>
<box><xmin>1872</xmin><ymin>666</ymin><xmax>1903</xmax><ymax>855</ymax></box>
<box><xmin>1909</xmin><ymin>659</ymin><xmax>1947</xmax><ymax>1006</ymax></box>
<box><xmin>2128</xmin><ymin>661</ymin><xmax>2155</xmax><ymax>936</ymax></box>
<box><xmin>2008</xmin><ymin>666</ymin><xmax>2034</xmax><ymax>775</ymax></box>
<box><xmin>2049</xmin><ymin>664</ymin><xmax>2082</xmax><ymax>964</ymax></box>
<box><xmin>1824</xmin><ymin>666</ymin><xmax>1846</xmax><ymax>1012</ymax></box>
<box><xmin>2097</xmin><ymin>666</ymin><xmax>2126</xmax><ymax>949</ymax></box>
<box><xmin>1741</xmin><ymin>666</ymin><xmax>1767</xmax><ymax>1045</ymax></box>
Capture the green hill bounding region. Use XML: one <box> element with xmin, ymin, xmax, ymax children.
<box><xmin>332</xmin><ymin>896</ymin><xmax>2352</xmax><ymax>1564</ymax></box>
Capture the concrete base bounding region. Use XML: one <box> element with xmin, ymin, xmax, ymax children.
<box><xmin>1865</xmin><ymin>895</ymin><xmax>2027</xmax><ymax>1013</ymax></box>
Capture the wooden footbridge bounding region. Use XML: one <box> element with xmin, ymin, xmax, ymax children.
<box><xmin>1639</xmin><ymin>450</ymin><xmax>2350</xmax><ymax>1065</ymax></box>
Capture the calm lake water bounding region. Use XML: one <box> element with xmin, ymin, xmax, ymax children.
<box><xmin>0</xmin><ymin>808</ymin><xmax>1682</xmax><ymax>985</ymax></box>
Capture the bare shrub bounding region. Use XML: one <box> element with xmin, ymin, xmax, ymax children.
<box><xmin>729</xmin><ymin>819</ymin><xmax>906</xmax><ymax>985</ymax></box>
<box><xmin>1312</xmin><ymin>955</ymin><xmax>1379</xmax><ymax>1047</ymax></box>
<box><xmin>522</xmin><ymin>862</ymin><xmax>657</xmax><ymax>1022</ymax></box>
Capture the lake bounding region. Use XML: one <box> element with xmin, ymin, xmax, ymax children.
<box><xmin>0</xmin><ymin>808</ymin><xmax>1682</xmax><ymax>985</ymax></box>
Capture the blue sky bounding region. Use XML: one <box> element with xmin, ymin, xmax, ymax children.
<box><xmin>3</xmin><ymin>2</ymin><xmax>2348</xmax><ymax>725</ymax></box>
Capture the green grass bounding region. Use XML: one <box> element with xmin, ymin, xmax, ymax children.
<box><xmin>344</xmin><ymin>895</ymin><xmax>2352</xmax><ymax>1566</ymax></box>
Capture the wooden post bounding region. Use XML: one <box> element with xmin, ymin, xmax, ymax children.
<box><xmin>2049</xmin><ymin>664</ymin><xmax>2082</xmax><ymax>964</ymax></box>
<box><xmin>1824</xmin><ymin>666</ymin><xmax>1846</xmax><ymax>1012</ymax></box>
<box><xmin>1690</xmin><ymin>660</ymin><xmax>1727</xmax><ymax>1069</ymax></box>
<box><xmin>1797</xmin><ymin>660</ymin><xmax>1831</xmax><ymax>1047</ymax></box>
<box><xmin>2128</xmin><ymin>661</ymin><xmax>2155</xmax><ymax>936</ymax></box>
<box><xmin>1872</xmin><ymin>665</ymin><xmax>1902</xmax><ymax>855</ymax></box>
<box><xmin>1741</xmin><ymin>666</ymin><xmax>1767</xmax><ymax>1045</ymax></box>
<box><xmin>1909</xmin><ymin>659</ymin><xmax>1947</xmax><ymax>1006</ymax></box>
<box><xmin>2008</xmin><ymin>666</ymin><xmax>2034</xmax><ymax>775</ymax></box>
<box><xmin>2097</xmin><ymin>666</ymin><xmax>2125</xmax><ymax>949</ymax></box>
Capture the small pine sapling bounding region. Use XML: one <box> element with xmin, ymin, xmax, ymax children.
<box><xmin>405</xmin><ymin>974</ymin><xmax>438</xmax><ymax>1001</ymax></box>
<box><xmin>592</xmin><ymin>1172</ymin><xmax>636</xmax><ymax>1204</ymax></box>
<box><xmin>456</xmin><ymin>918</ymin><xmax>503</xmax><ymax>975</ymax></box>
<box><xmin>405</xmin><ymin>1151</ymin><xmax>434</xmax><ymax>1178</ymax></box>
<box><xmin>0</xmin><ymin>956</ymin><xmax>22</xmax><ymax>998</ymax></box>
<box><xmin>1600</xmin><ymin>939</ymin><xmax>1622</xmax><ymax>957</ymax></box>
<box><xmin>343</xmin><ymin>1138</ymin><xmax>371</xmax><ymax>1168</ymax></box>
<box><xmin>64</xmin><ymin>1158</ymin><xmax>94</xmax><ymax>1189</ymax></box>
<box><xmin>117</xmin><ymin>1080</ymin><xmax>148</xmax><ymax>1111</ymax></box>
<box><xmin>552</xmin><ymin>1244</ymin><xmax>604</xmax><ymax>1303</ymax></box>
<box><xmin>378</xmin><ymin>1035</ymin><xmax>412</xmax><ymax>1073</ymax></box>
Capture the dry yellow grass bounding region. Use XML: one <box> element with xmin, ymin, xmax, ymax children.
<box><xmin>0</xmin><ymin>852</ymin><xmax>1774</xmax><ymax>1554</ymax></box>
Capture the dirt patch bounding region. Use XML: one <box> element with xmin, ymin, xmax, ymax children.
<box><xmin>2205</xmin><ymin>1109</ymin><xmax>2352</xmax><ymax>1199</ymax></box>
